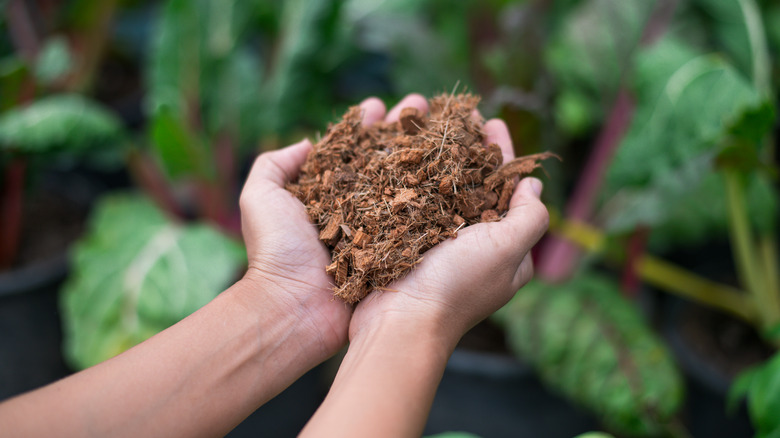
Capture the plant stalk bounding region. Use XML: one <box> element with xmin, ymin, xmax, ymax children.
<box><xmin>66</xmin><ymin>0</ymin><xmax>119</xmax><ymax>92</ymax></box>
<box><xmin>126</xmin><ymin>149</ymin><xmax>184</xmax><ymax>220</ymax></box>
<box><xmin>0</xmin><ymin>159</ymin><xmax>27</xmax><ymax>269</ymax></box>
<box><xmin>723</xmin><ymin>169</ymin><xmax>777</xmax><ymax>329</ymax></box>
<box><xmin>536</xmin><ymin>0</ymin><xmax>679</xmax><ymax>283</ymax></box>
<box><xmin>549</xmin><ymin>210</ymin><xmax>754</xmax><ymax>322</ymax></box>
<box><xmin>5</xmin><ymin>0</ymin><xmax>41</xmax><ymax>61</ymax></box>
<box><xmin>537</xmin><ymin>89</ymin><xmax>634</xmax><ymax>281</ymax></box>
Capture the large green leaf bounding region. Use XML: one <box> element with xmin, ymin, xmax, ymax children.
<box><xmin>729</xmin><ymin>352</ymin><xmax>780</xmax><ymax>438</ymax></box>
<box><xmin>61</xmin><ymin>193</ymin><xmax>246</xmax><ymax>369</ymax></box>
<box><xmin>495</xmin><ymin>275</ymin><xmax>683</xmax><ymax>436</ymax></box>
<box><xmin>545</xmin><ymin>0</ymin><xmax>653</xmax><ymax>135</ymax></box>
<box><xmin>147</xmin><ymin>0</ymin><xmax>264</xmax><ymax>147</ymax></box>
<box><xmin>149</xmin><ymin>108</ymin><xmax>213</xmax><ymax>180</ymax></box>
<box><xmin>0</xmin><ymin>94</ymin><xmax>123</xmax><ymax>153</ymax></box>
<box><xmin>603</xmin><ymin>37</ymin><xmax>776</xmax><ymax>245</ymax></box>
<box><xmin>34</xmin><ymin>36</ymin><xmax>74</xmax><ymax>85</ymax></box>
<box><xmin>260</xmin><ymin>0</ymin><xmax>347</xmax><ymax>134</ymax></box>
<box><xmin>344</xmin><ymin>0</ymin><xmax>474</xmax><ymax>98</ymax></box>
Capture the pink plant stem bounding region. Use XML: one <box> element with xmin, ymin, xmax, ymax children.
<box><xmin>126</xmin><ymin>150</ymin><xmax>184</xmax><ymax>220</ymax></box>
<box><xmin>214</xmin><ymin>131</ymin><xmax>241</xmax><ymax>237</ymax></box>
<box><xmin>6</xmin><ymin>0</ymin><xmax>41</xmax><ymax>62</ymax></box>
<box><xmin>621</xmin><ymin>226</ymin><xmax>650</xmax><ymax>296</ymax></box>
<box><xmin>537</xmin><ymin>89</ymin><xmax>635</xmax><ymax>281</ymax></box>
<box><xmin>0</xmin><ymin>159</ymin><xmax>27</xmax><ymax>269</ymax></box>
<box><xmin>536</xmin><ymin>0</ymin><xmax>678</xmax><ymax>283</ymax></box>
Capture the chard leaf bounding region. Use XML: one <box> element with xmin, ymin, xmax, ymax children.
<box><xmin>545</xmin><ymin>0</ymin><xmax>652</xmax><ymax>134</ymax></box>
<box><xmin>603</xmin><ymin>37</ymin><xmax>776</xmax><ymax>243</ymax></box>
<box><xmin>0</xmin><ymin>94</ymin><xmax>122</xmax><ymax>153</ymax></box>
<box><xmin>61</xmin><ymin>193</ymin><xmax>245</xmax><ymax>369</ymax></box>
<box><xmin>149</xmin><ymin>108</ymin><xmax>213</xmax><ymax>180</ymax></box>
<box><xmin>728</xmin><ymin>352</ymin><xmax>780</xmax><ymax>438</ymax></box>
<box><xmin>496</xmin><ymin>275</ymin><xmax>683</xmax><ymax>436</ymax></box>
<box><xmin>345</xmin><ymin>0</ymin><xmax>473</xmax><ymax>98</ymax></box>
<box><xmin>147</xmin><ymin>0</ymin><xmax>264</xmax><ymax>147</ymax></box>
<box><xmin>260</xmin><ymin>0</ymin><xmax>346</xmax><ymax>134</ymax></box>
<box><xmin>34</xmin><ymin>36</ymin><xmax>73</xmax><ymax>85</ymax></box>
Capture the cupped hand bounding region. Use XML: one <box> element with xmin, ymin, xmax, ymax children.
<box><xmin>350</xmin><ymin>101</ymin><xmax>550</xmax><ymax>345</ymax></box>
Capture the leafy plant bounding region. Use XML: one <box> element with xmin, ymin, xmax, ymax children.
<box><xmin>496</xmin><ymin>275</ymin><xmax>683</xmax><ymax>436</ymax></box>
<box><xmin>504</xmin><ymin>0</ymin><xmax>780</xmax><ymax>435</ymax></box>
<box><xmin>0</xmin><ymin>0</ymin><xmax>123</xmax><ymax>270</ymax></box>
<box><xmin>61</xmin><ymin>194</ymin><xmax>244</xmax><ymax>369</ymax></box>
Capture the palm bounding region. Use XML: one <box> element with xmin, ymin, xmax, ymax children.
<box><xmin>240</xmin><ymin>141</ymin><xmax>352</xmax><ymax>355</ymax></box>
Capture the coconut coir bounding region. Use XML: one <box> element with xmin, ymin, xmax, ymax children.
<box><xmin>286</xmin><ymin>93</ymin><xmax>555</xmax><ymax>303</ymax></box>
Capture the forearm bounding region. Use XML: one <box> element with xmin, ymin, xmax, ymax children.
<box><xmin>301</xmin><ymin>315</ymin><xmax>458</xmax><ymax>438</ymax></box>
<box><xmin>0</xmin><ymin>277</ymin><xmax>328</xmax><ymax>438</ymax></box>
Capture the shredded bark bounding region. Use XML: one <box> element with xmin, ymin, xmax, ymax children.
<box><xmin>286</xmin><ymin>93</ymin><xmax>557</xmax><ymax>303</ymax></box>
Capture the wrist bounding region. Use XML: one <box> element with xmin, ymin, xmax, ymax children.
<box><xmin>350</xmin><ymin>303</ymin><xmax>462</xmax><ymax>356</ymax></box>
<box><xmin>232</xmin><ymin>271</ymin><xmax>349</xmax><ymax>361</ymax></box>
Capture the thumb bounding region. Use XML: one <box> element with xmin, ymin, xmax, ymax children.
<box><xmin>247</xmin><ymin>139</ymin><xmax>312</xmax><ymax>188</ymax></box>
<box><xmin>500</xmin><ymin>177</ymin><xmax>549</xmax><ymax>253</ymax></box>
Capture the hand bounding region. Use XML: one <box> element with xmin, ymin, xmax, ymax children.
<box><xmin>350</xmin><ymin>100</ymin><xmax>550</xmax><ymax>346</ymax></box>
<box><xmin>239</xmin><ymin>139</ymin><xmax>351</xmax><ymax>358</ymax></box>
<box><xmin>236</xmin><ymin>95</ymin><xmax>407</xmax><ymax>358</ymax></box>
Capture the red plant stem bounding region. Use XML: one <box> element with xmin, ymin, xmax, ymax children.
<box><xmin>6</xmin><ymin>0</ymin><xmax>41</xmax><ymax>61</ymax></box>
<box><xmin>214</xmin><ymin>131</ymin><xmax>241</xmax><ymax>236</ymax></box>
<box><xmin>620</xmin><ymin>226</ymin><xmax>650</xmax><ymax>297</ymax></box>
<box><xmin>126</xmin><ymin>150</ymin><xmax>184</xmax><ymax>220</ymax></box>
<box><xmin>536</xmin><ymin>0</ymin><xmax>678</xmax><ymax>283</ymax></box>
<box><xmin>537</xmin><ymin>89</ymin><xmax>635</xmax><ymax>281</ymax></box>
<box><xmin>65</xmin><ymin>0</ymin><xmax>119</xmax><ymax>92</ymax></box>
<box><xmin>194</xmin><ymin>183</ymin><xmax>232</xmax><ymax>234</ymax></box>
<box><xmin>0</xmin><ymin>159</ymin><xmax>27</xmax><ymax>269</ymax></box>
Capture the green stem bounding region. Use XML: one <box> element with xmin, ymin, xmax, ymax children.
<box><xmin>737</xmin><ymin>0</ymin><xmax>771</xmax><ymax>96</ymax></box>
<box><xmin>548</xmin><ymin>210</ymin><xmax>754</xmax><ymax>322</ymax></box>
<box><xmin>637</xmin><ymin>255</ymin><xmax>753</xmax><ymax>322</ymax></box>
<box><xmin>723</xmin><ymin>170</ymin><xmax>776</xmax><ymax>329</ymax></box>
<box><xmin>760</xmin><ymin>236</ymin><xmax>780</xmax><ymax>320</ymax></box>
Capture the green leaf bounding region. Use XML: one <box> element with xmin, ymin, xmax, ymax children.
<box><xmin>0</xmin><ymin>94</ymin><xmax>123</xmax><ymax>154</ymax></box>
<box><xmin>603</xmin><ymin>37</ymin><xmax>775</xmax><ymax>243</ymax></box>
<box><xmin>260</xmin><ymin>0</ymin><xmax>347</xmax><ymax>134</ymax></box>
<box><xmin>0</xmin><ymin>57</ymin><xmax>27</xmax><ymax>112</ymax></box>
<box><xmin>728</xmin><ymin>352</ymin><xmax>780</xmax><ymax>437</ymax></box>
<box><xmin>147</xmin><ymin>0</ymin><xmax>264</xmax><ymax>143</ymax></box>
<box><xmin>498</xmin><ymin>275</ymin><xmax>684</xmax><ymax>436</ymax></box>
<box><xmin>61</xmin><ymin>193</ymin><xmax>246</xmax><ymax>369</ymax></box>
<box><xmin>34</xmin><ymin>36</ymin><xmax>73</xmax><ymax>85</ymax></box>
<box><xmin>545</xmin><ymin>0</ymin><xmax>653</xmax><ymax>134</ymax></box>
<box><xmin>573</xmin><ymin>434</ymin><xmax>615</xmax><ymax>438</ymax></box>
<box><xmin>149</xmin><ymin>108</ymin><xmax>213</xmax><ymax>180</ymax></box>
<box><xmin>345</xmin><ymin>0</ymin><xmax>474</xmax><ymax>98</ymax></box>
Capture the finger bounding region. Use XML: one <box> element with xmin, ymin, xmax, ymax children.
<box><xmin>385</xmin><ymin>93</ymin><xmax>428</xmax><ymax>123</ymax></box>
<box><xmin>360</xmin><ymin>97</ymin><xmax>386</xmax><ymax>126</ymax></box>
<box><xmin>483</xmin><ymin>119</ymin><xmax>515</xmax><ymax>163</ymax></box>
<box><xmin>246</xmin><ymin>139</ymin><xmax>312</xmax><ymax>189</ymax></box>
<box><xmin>511</xmin><ymin>252</ymin><xmax>535</xmax><ymax>291</ymax></box>
<box><xmin>500</xmin><ymin>177</ymin><xmax>549</xmax><ymax>254</ymax></box>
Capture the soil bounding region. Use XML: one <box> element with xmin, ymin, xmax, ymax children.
<box><xmin>678</xmin><ymin>301</ymin><xmax>774</xmax><ymax>380</ymax></box>
<box><xmin>287</xmin><ymin>93</ymin><xmax>556</xmax><ymax>303</ymax></box>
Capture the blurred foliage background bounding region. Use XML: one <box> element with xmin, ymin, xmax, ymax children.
<box><xmin>2</xmin><ymin>0</ymin><xmax>780</xmax><ymax>436</ymax></box>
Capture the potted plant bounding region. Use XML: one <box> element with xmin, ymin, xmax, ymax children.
<box><xmin>0</xmin><ymin>0</ymin><xmax>127</xmax><ymax>400</ymax></box>
<box><xmin>488</xmin><ymin>0</ymin><xmax>780</xmax><ymax>436</ymax></box>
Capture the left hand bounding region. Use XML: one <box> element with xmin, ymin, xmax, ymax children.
<box><xmin>349</xmin><ymin>101</ymin><xmax>549</xmax><ymax>347</ymax></box>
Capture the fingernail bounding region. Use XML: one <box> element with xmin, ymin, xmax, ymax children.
<box><xmin>529</xmin><ymin>178</ymin><xmax>543</xmax><ymax>198</ymax></box>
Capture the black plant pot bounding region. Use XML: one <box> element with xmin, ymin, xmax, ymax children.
<box><xmin>661</xmin><ymin>294</ymin><xmax>759</xmax><ymax>438</ymax></box>
<box><xmin>424</xmin><ymin>349</ymin><xmax>600</xmax><ymax>438</ymax></box>
<box><xmin>0</xmin><ymin>256</ymin><xmax>72</xmax><ymax>401</ymax></box>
